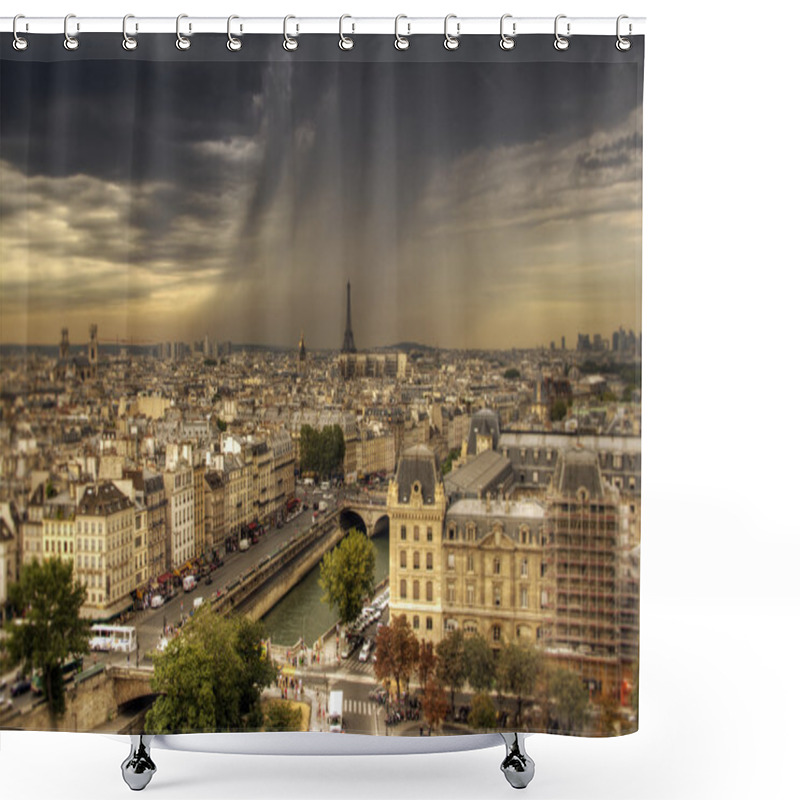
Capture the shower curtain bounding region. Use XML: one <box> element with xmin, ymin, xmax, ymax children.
<box><xmin>0</xmin><ymin>27</ymin><xmax>643</xmax><ymax>739</ymax></box>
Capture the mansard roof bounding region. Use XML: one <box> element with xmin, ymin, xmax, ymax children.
<box><xmin>551</xmin><ymin>449</ymin><xmax>605</xmax><ymax>499</ymax></box>
<box><xmin>395</xmin><ymin>445</ymin><xmax>440</xmax><ymax>504</ymax></box>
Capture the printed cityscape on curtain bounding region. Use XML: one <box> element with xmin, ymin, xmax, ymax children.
<box><xmin>0</xmin><ymin>37</ymin><xmax>642</xmax><ymax>737</ymax></box>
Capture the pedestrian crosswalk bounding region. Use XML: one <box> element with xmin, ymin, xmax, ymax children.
<box><xmin>346</xmin><ymin>659</ymin><xmax>376</xmax><ymax>677</ymax></box>
<box><xmin>344</xmin><ymin>698</ymin><xmax>374</xmax><ymax>717</ymax></box>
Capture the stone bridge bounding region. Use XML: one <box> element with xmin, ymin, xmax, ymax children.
<box><xmin>339</xmin><ymin>497</ymin><xmax>389</xmax><ymax>537</ymax></box>
<box><xmin>108</xmin><ymin>665</ymin><xmax>158</xmax><ymax>708</ymax></box>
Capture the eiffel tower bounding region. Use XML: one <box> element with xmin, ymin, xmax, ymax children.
<box><xmin>341</xmin><ymin>280</ymin><xmax>356</xmax><ymax>353</ymax></box>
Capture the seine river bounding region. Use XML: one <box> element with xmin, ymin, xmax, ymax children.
<box><xmin>260</xmin><ymin>525</ymin><xmax>389</xmax><ymax>646</ymax></box>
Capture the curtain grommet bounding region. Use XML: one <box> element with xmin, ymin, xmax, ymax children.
<box><xmin>616</xmin><ymin>15</ymin><xmax>632</xmax><ymax>51</ymax></box>
<box><xmin>444</xmin><ymin>14</ymin><xmax>460</xmax><ymax>51</ymax></box>
<box><xmin>12</xmin><ymin>14</ymin><xmax>29</xmax><ymax>51</ymax></box>
<box><xmin>63</xmin><ymin>13</ymin><xmax>79</xmax><ymax>51</ymax></box>
<box><xmin>283</xmin><ymin>15</ymin><xmax>299</xmax><ymax>51</ymax></box>
<box><xmin>500</xmin><ymin>14</ymin><xmax>516</xmax><ymax>51</ymax></box>
<box><xmin>394</xmin><ymin>15</ymin><xmax>410</xmax><ymax>51</ymax></box>
<box><xmin>176</xmin><ymin>13</ymin><xmax>191</xmax><ymax>51</ymax></box>
<box><xmin>554</xmin><ymin>14</ymin><xmax>570</xmax><ymax>51</ymax></box>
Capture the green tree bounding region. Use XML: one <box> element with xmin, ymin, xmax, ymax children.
<box><xmin>319</xmin><ymin>529</ymin><xmax>376</xmax><ymax>626</ymax></box>
<box><xmin>551</xmin><ymin>400</ymin><xmax>568</xmax><ymax>421</ymax></box>
<box><xmin>468</xmin><ymin>692</ymin><xmax>497</xmax><ymax>730</ymax></box>
<box><xmin>496</xmin><ymin>641</ymin><xmax>543</xmax><ymax>726</ymax></box>
<box><xmin>216</xmin><ymin>418</ymin><xmax>227</xmax><ymax>432</ymax></box>
<box><xmin>299</xmin><ymin>424</ymin><xmax>346</xmax><ymax>479</ymax></box>
<box><xmin>374</xmin><ymin>614</ymin><xmax>419</xmax><ymax>698</ymax></box>
<box><xmin>503</xmin><ymin>368</ymin><xmax>521</xmax><ymax>380</ymax></box>
<box><xmin>5</xmin><ymin>559</ymin><xmax>90</xmax><ymax>719</ymax></box>
<box><xmin>421</xmin><ymin>679</ymin><xmax>449</xmax><ymax>732</ymax></box>
<box><xmin>263</xmin><ymin>699</ymin><xmax>303</xmax><ymax>731</ymax></box>
<box><xmin>547</xmin><ymin>668</ymin><xmax>589</xmax><ymax>734</ymax></box>
<box><xmin>440</xmin><ymin>448</ymin><xmax>460</xmax><ymax>476</ymax></box>
<box><xmin>146</xmin><ymin>606</ymin><xmax>276</xmax><ymax>733</ymax></box>
<box><xmin>463</xmin><ymin>633</ymin><xmax>496</xmax><ymax>692</ymax></box>
<box><xmin>435</xmin><ymin>629</ymin><xmax>467</xmax><ymax>716</ymax></box>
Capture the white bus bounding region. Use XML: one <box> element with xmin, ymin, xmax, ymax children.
<box><xmin>89</xmin><ymin>624</ymin><xmax>137</xmax><ymax>654</ymax></box>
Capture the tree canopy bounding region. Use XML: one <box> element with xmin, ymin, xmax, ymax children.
<box><xmin>299</xmin><ymin>424</ymin><xmax>345</xmax><ymax>479</ymax></box>
<box><xmin>468</xmin><ymin>692</ymin><xmax>497</xmax><ymax>730</ymax></box>
<box><xmin>421</xmin><ymin>680</ymin><xmax>449</xmax><ymax>732</ymax></box>
<box><xmin>463</xmin><ymin>633</ymin><xmax>496</xmax><ymax>691</ymax></box>
<box><xmin>318</xmin><ymin>528</ymin><xmax>376</xmax><ymax>626</ymax></box>
<box><xmin>435</xmin><ymin>629</ymin><xmax>468</xmax><ymax>714</ymax></box>
<box><xmin>4</xmin><ymin>559</ymin><xmax>90</xmax><ymax>718</ymax></box>
<box><xmin>146</xmin><ymin>606</ymin><xmax>277</xmax><ymax>734</ymax></box>
<box><xmin>373</xmin><ymin>614</ymin><xmax>419</xmax><ymax>697</ymax></box>
<box><xmin>417</xmin><ymin>640</ymin><xmax>436</xmax><ymax>688</ymax></box>
<box><xmin>496</xmin><ymin>640</ymin><xmax>543</xmax><ymax>725</ymax></box>
<box><xmin>547</xmin><ymin>667</ymin><xmax>590</xmax><ymax>734</ymax></box>
<box><xmin>263</xmin><ymin>699</ymin><xmax>303</xmax><ymax>732</ymax></box>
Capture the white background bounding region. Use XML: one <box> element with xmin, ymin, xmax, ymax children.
<box><xmin>2</xmin><ymin>1</ymin><xmax>799</xmax><ymax>799</ymax></box>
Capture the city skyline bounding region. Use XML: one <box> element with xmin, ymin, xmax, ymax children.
<box><xmin>1</xmin><ymin>46</ymin><xmax>642</xmax><ymax>350</ymax></box>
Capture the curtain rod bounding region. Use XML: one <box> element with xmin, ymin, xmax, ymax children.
<box><xmin>1</xmin><ymin>16</ymin><xmax>646</xmax><ymax>37</ymax></box>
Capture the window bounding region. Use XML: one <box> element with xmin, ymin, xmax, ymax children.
<box><xmin>400</xmin><ymin>550</ymin><xmax>407</xmax><ymax>568</ymax></box>
<box><xmin>464</xmin><ymin>620</ymin><xmax>478</xmax><ymax>635</ymax></box>
<box><xmin>426</xmin><ymin>552</ymin><xmax>433</xmax><ymax>570</ymax></box>
<box><xmin>400</xmin><ymin>525</ymin><xmax>407</xmax><ymax>541</ymax></box>
<box><xmin>447</xmin><ymin>583</ymin><xmax>455</xmax><ymax>602</ymax></box>
<box><xmin>413</xmin><ymin>615</ymin><xmax>420</xmax><ymax>630</ymax></box>
<box><xmin>494</xmin><ymin>585</ymin><xmax>502</xmax><ymax>606</ymax></box>
<box><xmin>467</xmin><ymin>584</ymin><xmax>475</xmax><ymax>605</ymax></box>
<box><xmin>426</xmin><ymin>581</ymin><xmax>433</xmax><ymax>602</ymax></box>
<box><xmin>521</xmin><ymin>558</ymin><xmax>528</xmax><ymax>578</ymax></box>
<box><xmin>494</xmin><ymin>557</ymin><xmax>501</xmax><ymax>575</ymax></box>
<box><xmin>413</xmin><ymin>551</ymin><xmax>420</xmax><ymax>570</ymax></box>
<box><xmin>414</xmin><ymin>525</ymin><xmax>420</xmax><ymax>541</ymax></box>
<box><xmin>448</xmin><ymin>525</ymin><xmax>456</xmax><ymax>541</ymax></box>
<box><xmin>427</xmin><ymin>527</ymin><xmax>433</xmax><ymax>542</ymax></box>
<box><xmin>426</xmin><ymin>617</ymin><xmax>433</xmax><ymax>631</ymax></box>
<box><xmin>447</xmin><ymin>552</ymin><xmax>455</xmax><ymax>570</ymax></box>
<box><xmin>467</xmin><ymin>554</ymin><xmax>474</xmax><ymax>572</ymax></box>
<box><xmin>520</xmin><ymin>587</ymin><xmax>529</xmax><ymax>609</ymax></box>
<box><xmin>413</xmin><ymin>581</ymin><xmax>420</xmax><ymax>601</ymax></box>
<box><xmin>492</xmin><ymin>625</ymin><xmax>502</xmax><ymax>642</ymax></box>
<box><xmin>400</xmin><ymin>579</ymin><xmax>407</xmax><ymax>598</ymax></box>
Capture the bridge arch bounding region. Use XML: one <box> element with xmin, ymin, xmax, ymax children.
<box><xmin>339</xmin><ymin>509</ymin><xmax>367</xmax><ymax>535</ymax></box>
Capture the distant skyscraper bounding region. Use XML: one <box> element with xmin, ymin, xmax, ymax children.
<box><xmin>341</xmin><ymin>281</ymin><xmax>356</xmax><ymax>353</ymax></box>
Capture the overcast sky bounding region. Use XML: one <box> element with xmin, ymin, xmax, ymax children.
<box><xmin>0</xmin><ymin>39</ymin><xmax>643</xmax><ymax>350</ymax></box>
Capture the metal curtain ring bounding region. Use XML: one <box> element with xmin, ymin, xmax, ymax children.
<box><xmin>122</xmin><ymin>14</ymin><xmax>138</xmax><ymax>51</ymax></box>
<box><xmin>444</xmin><ymin>14</ymin><xmax>460</xmax><ymax>51</ymax></box>
<box><xmin>283</xmin><ymin>15</ymin><xmax>298</xmax><ymax>51</ymax></box>
<box><xmin>12</xmin><ymin>14</ymin><xmax>28</xmax><ymax>51</ymax></box>
<box><xmin>554</xmin><ymin>14</ymin><xmax>570</xmax><ymax>51</ymax></box>
<box><xmin>394</xmin><ymin>14</ymin><xmax>410</xmax><ymax>51</ymax></box>
<box><xmin>616</xmin><ymin>15</ymin><xmax>632</xmax><ymax>51</ymax></box>
<box><xmin>500</xmin><ymin>14</ymin><xmax>516</xmax><ymax>50</ymax></box>
<box><xmin>339</xmin><ymin>14</ymin><xmax>354</xmax><ymax>50</ymax></box>
<box><xmin>176</xmin><ymin>14</ymin><xmax>191</xmax><ymax>50</ymax></box>
<box><xmin>227</xmin><ymin>15</ymin><xmax>242</xmax><ymax>51</ymax></box>
<box><xmin>63</xmin><ymin>13</ymin><xmax>79</xmax><ymax>51</ymax></box>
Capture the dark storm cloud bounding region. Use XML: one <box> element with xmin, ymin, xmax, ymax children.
<box><xmin>1</xmin><ymin>38</ymin><xmax>643</xmax><ymax>347</ymax></box>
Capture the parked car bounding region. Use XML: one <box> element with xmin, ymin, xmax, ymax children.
<box><xmin>358</xmin><ymin>640</ymin><xmax>373</xmax><ymax>662</ymax></box>
<box><xmin>11</xmin><ymin>678</ymin><xmax>31</xmax><ymax>697</ymax></box>
<box><xmin>150</xmin><ymin>595</ymin><xmax>164</xmax><ymax>609</ymax></box>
